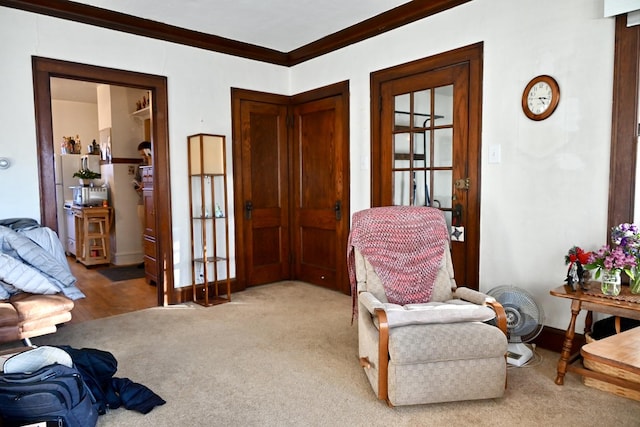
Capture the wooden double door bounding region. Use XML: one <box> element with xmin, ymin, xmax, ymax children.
<box><xmin>231</xmin><ymin>82</ymin><xmax>350</xmax><ymax>294</ymax></box>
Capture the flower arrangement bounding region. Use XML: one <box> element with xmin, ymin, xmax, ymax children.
<box><xmin>565</xmin><ymin>246</ymin><xmax>591</xmax><ymax>266</ymax></box>
<box><xmin>564</xmin><ymin>246</ymin><xmax>591</xmax><ymax>290</ymax></box>
<box><xmin>586</xmin><ymin>245</ymin><xmax>636</xmax><ymax>276</ymax></box>
<box><xmin>585</xmin><ymin>223</ymin><xmax>640</xmax><ymax>294</ymax></box>
<box><xmin>611</xmin><ymin>222</ymin><xmax>640</xmax><ymax>251</ymax></box>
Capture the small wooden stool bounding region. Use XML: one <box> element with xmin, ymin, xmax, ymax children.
<box><xmin>75</xmin><ymin>207</ymin><xmax>111</xmax><ymax>266</ymax></box>
<box><xmin>86</xmin><ymin>216</ymin><xmax>108</xmax><ymax>261</ymax></box>
<box><xmin>581</xmin><ymin>326</ymin><xmax>640</xmax><ymax>401</ymax></box>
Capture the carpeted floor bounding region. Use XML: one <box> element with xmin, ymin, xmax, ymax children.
<box><xmin>28</xmin><ymin>281</ymin><xmax>640</xmax><ymax>426</ymax></box>
<box><xmin>96</xmin><ymin>265</ymin><xmax>145</xmax><ymax>282</ymax></box>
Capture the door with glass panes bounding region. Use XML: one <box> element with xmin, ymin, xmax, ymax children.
<box><xmin>372</xmin><ymin>47</ymin><xmax>481</xmax><ymax>289</ymax></box>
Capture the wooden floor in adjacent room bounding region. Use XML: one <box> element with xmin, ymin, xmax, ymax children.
<box><xmin>66</xmin><ymin>257</ymin><xmax>157</xmax><ymax>324</ymax></box>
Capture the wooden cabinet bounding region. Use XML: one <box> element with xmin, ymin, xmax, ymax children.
<box><xmin>188</xmin><ymin>134</ymin><xmax>231</xmax><ymax>306</ymax></box>
<box><xmin>141</xmin><ymin>165</ymin><xmax>157</xmax><ymax>285</ymax></box>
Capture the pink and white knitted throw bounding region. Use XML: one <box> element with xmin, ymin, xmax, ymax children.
<box><xmin>347</xmin><ymin>206</ymin><xmax>448</xmax><ymax>307</ymax></box>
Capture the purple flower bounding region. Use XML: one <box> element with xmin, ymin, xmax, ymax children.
<box><xmin>611</xmin><ymin>223</ymin><xmax>640</xmax><ymax>249</ymax></box>
<box><xmin>587</xmin><ymin>242</ymin><xmax>638</xmax><ymax>272</ymax></box>
<box><xmin>586</xmin><ymin>223</ymin><xmax>640</xmax><ymax>276</ymax></box>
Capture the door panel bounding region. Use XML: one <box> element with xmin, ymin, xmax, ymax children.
<box><xmin>381</xmin><ymin>64</ymin><xmax>470</xmax><ymax>284</ymax></box>
<box><xmin>372</xmin><ymin>44</ymin><xmax>482</xmax><ymax>289</ymax></box>
<box><xmin>236</xmin><ymin>98</ymin><xmax>290</xmax><ymax>286</ymax></box>
<box><xmin>292</xmin><ymin>96</ymin><xmax>347</xmax><ymax>291</ymax></box>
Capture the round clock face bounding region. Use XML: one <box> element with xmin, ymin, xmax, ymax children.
<box><xmin>522</xmin><ymin>75</ymin><xmax>560</xmax><ymax>120</ymax></box>
<box><xmin>527</xmin><ymin>82</ymin><xmax>552</xmax><ymax>115</ymax></box>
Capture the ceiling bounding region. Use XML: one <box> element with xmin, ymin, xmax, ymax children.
<box><xmin>51</xmin><ymin>78</ymin><xmax>98</xmax><ymax>103</ymax></box>
<box><xmin>3</xmin><ymin>0</ymin><xmax>468</xmax><ymax>65</ymax></box>
<box><xmin>39</xmin><ymin>0</ymin><xmax>464</xmax><ymax>101</ymax></box>
<box><xmin>73</xmin><ymin>0</ymin><xmax>410</xmax><ymax>52</ymax></box>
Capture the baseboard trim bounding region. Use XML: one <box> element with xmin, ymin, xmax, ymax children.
<box><xmin>533</xmin><ymin>325</ymin><xmax>585</xmax><ymax>353</ymax></box>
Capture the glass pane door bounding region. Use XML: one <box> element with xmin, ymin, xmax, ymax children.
<box><xmin>392</xmin><ymin>84</ymin><xmax>453</xmax><ymax>224</ymax></box>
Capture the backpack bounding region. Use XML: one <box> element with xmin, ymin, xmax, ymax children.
<box><xmin>56</xmin><ymin>345</ymin><xmax>119</xmax><ymax>414</ymax></box>
<box><xmin>0</xmin><ymin>362</ymin><xmax>98</xmax><ymax>427</ymax></box>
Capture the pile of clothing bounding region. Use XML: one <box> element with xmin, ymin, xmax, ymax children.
<box><xmin>0</xmin><ymin>345</ymin><xmax>165</xmax><ymax>426</ymax></box>
<box><xmin>0</xmin><ymin>218</ymin><xmax>85</xmax><ymax>300</ymax></box>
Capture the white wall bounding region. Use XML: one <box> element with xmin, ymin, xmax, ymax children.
<box><xmin>0</xmin><ymin>0</ymin><xmax>617</xmax><ymax>330</ymax></box>
<box><xmin>290</xmin><ymin>0</ymin><xmax>615</xmax><ymax>330</ymax></box>
<box><xmin>106</xmin><ymin>86</ymin><xmax>145</xmax><ymax>158</ymax></box>
<box><xmin>0</xmin><ymin>6</ymin><xmax>289</xmax><ymax>292</ymax></box>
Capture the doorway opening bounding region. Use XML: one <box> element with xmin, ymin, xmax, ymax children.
<box><xmin>32</xmin><ymin>56</ymin><xmax>174</xmax><ymax>306</ymax></box>
<box><xmin>51</xmin><ymin>78</ymin><xmax>150</xmax><ymax>269</ymax></box>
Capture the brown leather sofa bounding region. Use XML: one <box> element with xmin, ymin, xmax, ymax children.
<box><xmin>0</xmin><ymin>293</ymin><xmax>74</xmax><ymax>346</ymax></box>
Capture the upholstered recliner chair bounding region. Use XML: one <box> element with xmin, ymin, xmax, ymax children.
<box><xmin>347</xmin><ymin>206</ymin><xmax>508</xmax><ymax>407</ymax></box>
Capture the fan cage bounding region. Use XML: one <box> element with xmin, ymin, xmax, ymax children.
<box><xmin>487</xmin><ymin>285</ymin><xmax>544</xmax><ymax>343</ymax></box>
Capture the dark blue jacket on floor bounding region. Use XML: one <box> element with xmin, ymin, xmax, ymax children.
<box><xmin>57</xmin><ymin>345</ymin><xmax>165</xmax><ymax>415</ymax></box>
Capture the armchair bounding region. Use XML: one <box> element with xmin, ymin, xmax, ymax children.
<box><xmin>347</xmin><ymin>206</ymin><xmax>508</xmax><ymax>406</ymax></box>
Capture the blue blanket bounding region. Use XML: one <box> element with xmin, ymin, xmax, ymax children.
<box><xmin>0</xmin><ymin>225</ymin><xmax>85</xmax><ymax>300</ymax></box>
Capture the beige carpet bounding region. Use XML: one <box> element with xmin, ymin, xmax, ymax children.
<box><xmin>27</xmin><ymin>281</ymin><xmax>640</xmax><ymax>426</ymax></box>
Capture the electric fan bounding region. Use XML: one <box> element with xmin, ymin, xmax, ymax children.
<box><xmin>487</xmin><ymin>286</ymin><xmax>544</xmax><ymax>367</ymax></box>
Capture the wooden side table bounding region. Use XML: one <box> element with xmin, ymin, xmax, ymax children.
<box><xmin>550</xmin><ymin>283</ymin><xmax>640</xmax><ymax>385</ymax></box>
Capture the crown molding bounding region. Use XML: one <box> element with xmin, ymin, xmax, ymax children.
<box><xmin>0</xmin><ymin>0</ymin><xmax>289</xmax><ymax>65</ymax></box>
<box><xmin>0</xmin><ymin>0</ymin><xmax>470</xmax><ymax>66</ymax></box>
<box><xmin>287</xmin><ymin>0</ymin><xmax>470</xmax><ymax>65</ymax></box>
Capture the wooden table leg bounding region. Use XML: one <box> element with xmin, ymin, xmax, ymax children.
<box><xmin>585</xmin><ymin>310</ymin><xmax>593</xmax><ymax>335</ymax></box>
<box><xmin>555</xmin><ymin>299</ymin><xmax>581</xmax><ymax>385</ymax></box>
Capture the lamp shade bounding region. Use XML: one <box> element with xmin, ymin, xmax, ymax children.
<box><xmin>189</xmin><ymin>134</ymin><xmax>224</xmax><ymax>175</ymax></box>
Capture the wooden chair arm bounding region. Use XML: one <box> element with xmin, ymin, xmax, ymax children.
<box><xmin>374</xmin><ymin>308</ymin><xmax>391</xmax><ymax>405</ymax></box>
<box><xmin>486</xmin><ymin>300</ymin><xmax>508</xmax><ymax>335</ymax></box>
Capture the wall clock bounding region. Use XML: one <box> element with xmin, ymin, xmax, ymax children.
<box><xmin>521</xmin><ymin>75</ymin><xmax>560</xmax><ymax>121</ymax></box>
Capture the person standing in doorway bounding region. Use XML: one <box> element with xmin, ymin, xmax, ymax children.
<box><xmin>133</xmin><ymin>141</ymin><xmax>151</xmax><ymax>268</ymax></box>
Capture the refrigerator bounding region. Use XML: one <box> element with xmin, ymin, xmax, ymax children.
<box><xmin>55</xmin><ymin>154</ymin><xmax>101</xmax><ymax>252</ymax></box>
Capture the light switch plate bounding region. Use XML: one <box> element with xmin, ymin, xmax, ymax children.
<box><xmin>360</xmin><ymin>155</ymin><xmax>370</xmax><ymax>171</ymax></box>
<box><xmin>451</xmin><ymin>226</ymin><xmax>465</xmax><ymax>242</ymax></box>
<box><xmin>488</xmin><ymin>144</ymin><xmax>501</xmax><ymax>164</ymax></box>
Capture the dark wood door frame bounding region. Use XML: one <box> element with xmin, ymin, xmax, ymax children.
<box><xmin>609</xmin><ymin>15</ymin><xmax>639</xmax><ymax>231</ymax></box>
<box><xmin>32</xmin><ymin>56</ymin><xmax>174</xmax><ymax>306</ymax></box>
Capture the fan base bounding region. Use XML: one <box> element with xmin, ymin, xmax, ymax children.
<box><xmin>507</xmin><ymin>342</ymin><xmax>533</xmax><ymax>367</ymax></box>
